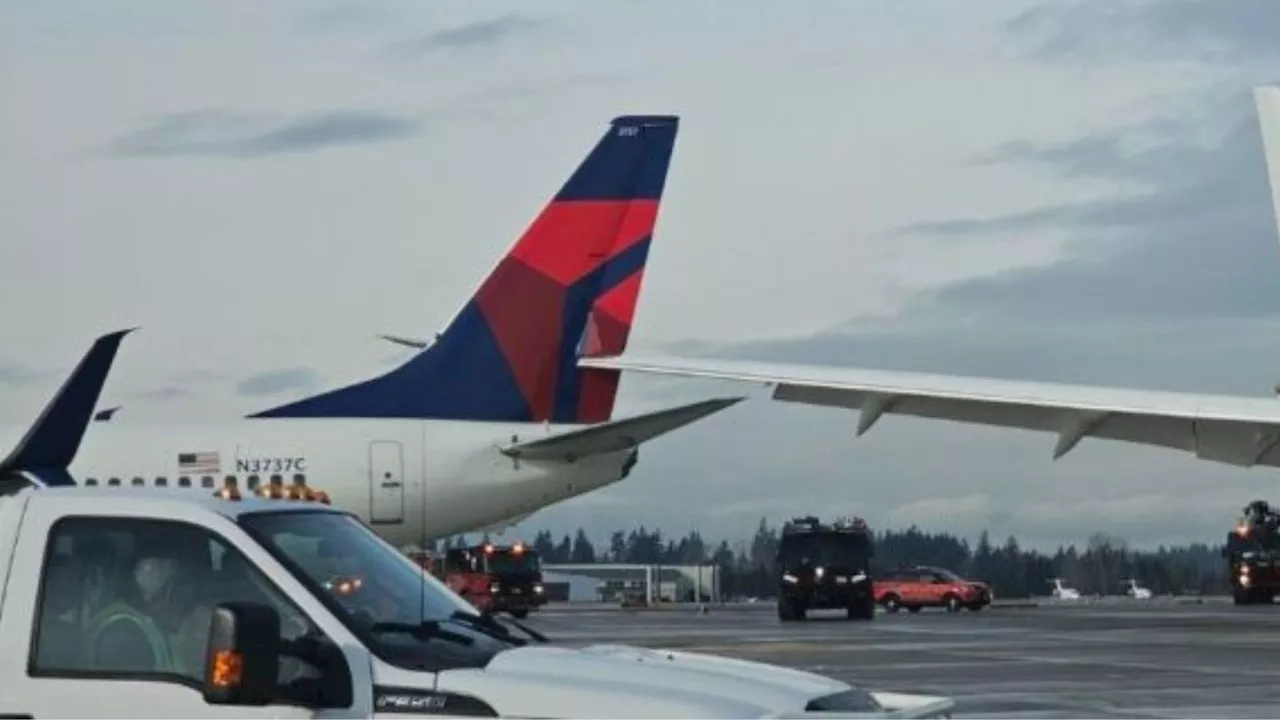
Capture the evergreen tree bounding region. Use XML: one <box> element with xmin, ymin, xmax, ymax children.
<box><xmin>571</xmin><ymin>528</ymin><xmax>596</xmax><ymax>563</ymax></box>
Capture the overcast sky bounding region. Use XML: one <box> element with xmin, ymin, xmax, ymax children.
<box><xmin>6</xmin><ymin>0</ymin><xmax>1280</xmax><ymax>551</ymax></box>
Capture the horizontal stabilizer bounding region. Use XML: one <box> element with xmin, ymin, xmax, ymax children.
<box><xmin>378</xmin><ymin>333</ymin><xmax>430</xmax><ymax>349</ymax></box>
<box><xmin>0</xmin><ymin>328</ymin><xmax>136</xmax><ymax>481</ymax></box>
<box><xmin>500</xmin><ymin>396</ymin><xmax>743</xmax><ymax>462</ymax></box>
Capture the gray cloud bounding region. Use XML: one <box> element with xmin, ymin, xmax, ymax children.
<box><xmin>130</xmin><ymin>386</ymin><xmax>191</xmax><ymax>403</ymax></box>
<box><xmin>168</xmin><ymin>368</ymin><xmax>232</xmax><ymax>385</ymax></box>
<box><xmin>235</xmin><ymin>368</ymin><xmax>321</xmax><ymax>397</ymax></box>
<box><xmin>294</xmin><ymin>5</ymin><xmax>397</xmax><ymax>34</ymax></box>
<box><xmin>898</xmin><ymin>102</ymin><xmax>1280</xmax><ymax>327</ymax></box>
<box><xmin>111</xmin><ymin>109</ymin><xmax>422</xmax><ymax>158</ymax></box>
<box><xmin>387</xmin><ymin>14</ymin><xmax>544</xmax><ymax>57</ymax></box>
<box><xmin>0</xmin><ymin>360</ymin><xmax>52</xmax><ymax>387</ymax></box>
<box><xmin>1007</xmin><ymin>0</ymin><xmax>1280</xmax><ymax>64</ymax></box>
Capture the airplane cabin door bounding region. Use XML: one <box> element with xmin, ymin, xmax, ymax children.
<box><xmin>368</xmin><ymin>441</ymin><xmax>405</xmax><ymax>524</ymax></box>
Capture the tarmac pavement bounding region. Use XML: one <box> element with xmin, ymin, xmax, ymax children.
<box><xmin>523</xmin><ymin>598</ymin><xmax>1280</xmax><ymax>718</ymax></box>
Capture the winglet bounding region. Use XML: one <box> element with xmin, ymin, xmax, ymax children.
<box><xmin>499</xmin><ymin>396</ymin><xmax>743</xmax><ymax>462</ymax></box>
<box><xmin>1254</xmin><ymin>86</ymin><xmax>1280</xmax><ymax>247</ymax></box>
<box><xmin>0</xmin><ymin>327</ymin><xmax>137</xmax><ymax>484</ymax></box>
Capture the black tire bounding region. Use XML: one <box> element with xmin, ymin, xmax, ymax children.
<box><xmin>778</xmin><ymin>596</ymin><xmax>805</xmax><ymax>622</ymax></box>
<box><xmin>847</xmin><ymin>597</ymin><xmax>875</xmax><ymax>621</ymax></box>
<box><xmin>510</xmin><ymin>608</ymin><xmax>529</xmax><ymax>619</ymax></box>
<box><xmin>881</xmin><ymin>594</ymin><xmax>902</xmax><ymax>613</ymax></box>
<box><xmin>944</xmin><ymin>594</ymin><xmax>962</xmax><ymax>613</ymax></box>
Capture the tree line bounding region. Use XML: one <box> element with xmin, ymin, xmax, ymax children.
<box><xmin>443</xmin><ymin>518</ymin><xmax>1229</xmax><ymax>599</ymax></box>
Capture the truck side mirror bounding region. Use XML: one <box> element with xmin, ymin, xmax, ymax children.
<box><xmin>202</xmin><ymin>602</ymin><xmax>282</xmax><ymax>706</ymax></box>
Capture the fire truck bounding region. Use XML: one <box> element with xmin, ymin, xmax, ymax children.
<box><xmin>1225</xmin><ymin>499</ymin><xmax>1280</xmax><ymax>605</ymax></box>
<box><xmin>406</xmin><ymin>549</ymin><xmax>440</xmax><ymax>578</ymax></box>
<box><xmin>442</xmin><ymin>541</ymin><xmax>547</xmax><ymax>618</ymax></box>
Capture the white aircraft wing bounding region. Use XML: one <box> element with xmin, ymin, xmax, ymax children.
<box><xmin>578</xmin><ymin>354</ymin><xmax>1280</xmax><ymax>468</ymax></box>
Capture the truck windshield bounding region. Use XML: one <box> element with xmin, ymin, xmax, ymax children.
<box><xmin>239</xmin><ymin>510</ymin><xmax>515</xmax><ymax>670</ymax></box>
<box><xmin>780</xmin><ymin>534</ymin><xmax>871</xmax><ymax>568</ymax></box>
<box><xmin>484</xmin><ymin>550</ymin><xmax>540</xmax><ymax>575</ymax></box>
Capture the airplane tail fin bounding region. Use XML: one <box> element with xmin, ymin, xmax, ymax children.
<box><xmin>251</xmin><ymin>115</ymin><xmax>679</xmax><ymax>423</ymax></box>
<box><xmin>0</xmin><ymin>328</ymin><xmax>136</xmax><ymax>489</ymax></box>
<box><xmin>1254</xmin><ymin>86</ymin><xmax>1280</xmax><ymax>245</ymax></box>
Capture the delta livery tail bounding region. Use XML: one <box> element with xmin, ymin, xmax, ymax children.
<box><xmin>252</xmin><ymin>115</ymin><xmax>678</xmax><ymax>425</ymax></box>
<box><xmin>16</xmin><ymin>115</ymin><xmax>742</xmax><ymax>548</ymax></box>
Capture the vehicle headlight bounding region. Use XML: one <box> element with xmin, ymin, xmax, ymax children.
<box><xmin>783</xmin><ymin>573</ymin><xmax>799</xmax><ymax>583</ymax></box>
<box><xmin>850</xmin><ymin>572</ymin><xmax>867</xmax><ymax>583</ymax></box>
<box><xmin>534</xmin><ymin>583</ymin><xmax>544</xmax><ymax>594</ymax></box>
<box><xmin>815</xmin><ymin>566</ymin><xmax>825</xmax><ymax>579</ymax></box>
<box><xmin>490</xmin><ymin>582</ymin><xmax>500</xmax><ymax>592</ymax></box>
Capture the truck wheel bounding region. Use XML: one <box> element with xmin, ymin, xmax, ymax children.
<box><xmin>779</xmin><ymin>597</ymin><xmax>807</xmax><ymax>621</ymax></box>
<box><xmin>881</xmin><ymin>594</ymin><xmax>902</xmax><ymax>613</ymax></box>
<box><xmin>778</xmin><ymin>598</ymin><xmax>797</xmax><ymax>622</ymax></box>
<box><xmin>944</xmin><ymin>594</ymin><xmax>962</xmax><ymax>613</ymax></box>
<box><xmin>847</xmin><ymin>598</ymin><xmax>875</xmax><ymax>621</ymax></box>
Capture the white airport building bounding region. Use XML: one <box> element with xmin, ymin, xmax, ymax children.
<box><xmin>542</xmin><ymin>563</ymin><xmax>721</xmax><ymax>604</ymax></box>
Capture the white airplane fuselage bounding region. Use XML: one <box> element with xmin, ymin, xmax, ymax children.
<box><xmin>7</xmin><ymin>419</ymin><xmax>635</xmax><ymax>548</ymax></box>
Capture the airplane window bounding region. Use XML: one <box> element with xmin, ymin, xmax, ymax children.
<box><xmin>292</xmin><ymin>473</ymin><xmax>306</xmax><ymax>485</ymax></box>
<box><xmin>85</xmin><ymin>478</ymin><xmax>98</xmax><ymax>486</ymax></box>
<box><xmin>107</xmin><ymin>478</ymin><xmax>120</xmax><ymax>487</ymax></box>
<box><xmin>178</xmin><ymin>476</ymin><xmax>191</xmax><ymax>488</ymax></box>
<box><xmin>130</xmin><ymin>477</ymin><xmax>144</xmax><ymax>487</ymax></box>
<box><xmin>247</xmin><ymin>475</ymin><xmax>260</xmax><ymax>490</ymax></box>
<box><xmin>269</xmin><ymin>474</ymin><xmax>283</xmax><ymax>486</ymax></box>
<box><xmin>201</xmin><ymin>476</ymin><xmax>215</xmax><ymax>488</ymax></box>
<box><xmin>155</xmin><ymin>477</ymin><xmax>168</xmax><ymax>487</ymax></box>
<box><xmin>223</xmin><ymin>476</ymin><xmax>238</xmax><ymax>488</ymax></box>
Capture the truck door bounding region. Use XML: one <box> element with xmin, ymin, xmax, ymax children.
<box><xmin>3</xmin><ymin>506</ymin><xmax>364</xmax><ymax>718</ymax></box>
<box><xmin>368</xmin><ymin>440</ymin><xmax>405</xmax><ymax>524</ymax></box>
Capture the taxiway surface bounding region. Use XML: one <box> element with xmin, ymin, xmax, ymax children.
<box><xmin>529</xmin><ymin>599</ymin><xmax>1280</xmax><ymax>718</ymax></box>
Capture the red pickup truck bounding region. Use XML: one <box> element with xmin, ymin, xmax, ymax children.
<box><xmin>873</xmin><ymin>565</ymin><xmax>991</xmax><ymax>613</ymax></box>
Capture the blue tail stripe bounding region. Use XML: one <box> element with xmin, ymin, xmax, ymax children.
<box><xmin>550</xmin><ymin>237</ymin><xmax>651</xmax><ymax>422</ymax></box>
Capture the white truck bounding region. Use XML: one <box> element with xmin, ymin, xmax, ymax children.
<box><xmin>0</xmin><ymin>486</ymin><xmax>956</xmax><ymax>718</ymax></box>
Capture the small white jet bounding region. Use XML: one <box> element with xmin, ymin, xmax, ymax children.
<box><xmin>2</xmin><ymin>115</ymin><xmax>743</xmax><ymax>548</ymax></box>
<box><xmin>579</xmin><ymin>86</ymin><xmax>1280</xmax><ymax>472</ymax></box>
<box><xmin>1125</xmin><ymin>578</ymin><xmax>1153</xmax><ymax>599</ymax></box>
<box><xmin>1050</xmin><ymin>578</ymin><xmax>1081</xmax><ymax>601</ymax></box>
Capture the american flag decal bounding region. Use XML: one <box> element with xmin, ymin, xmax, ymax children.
<box><xmin>178</xmin><ymin>451</ymin><xmax>221</xmax><ymax>474</ymax></box>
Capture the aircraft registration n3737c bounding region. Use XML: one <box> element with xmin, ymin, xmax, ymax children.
<box><xmin>2</xmin><ymin>114</ymin><xmax>742</xmax><ymax>549</ymax></box>
<box><xmin>581</xmin><ymin>87</ymin><xmax>1280</xmax><ymax>472</ymax></box>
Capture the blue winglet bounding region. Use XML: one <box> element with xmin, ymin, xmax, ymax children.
<box><xmin>0</xmin><ymin>328</ymin><xmax>137</xmax><ymax>483</ymax></box>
